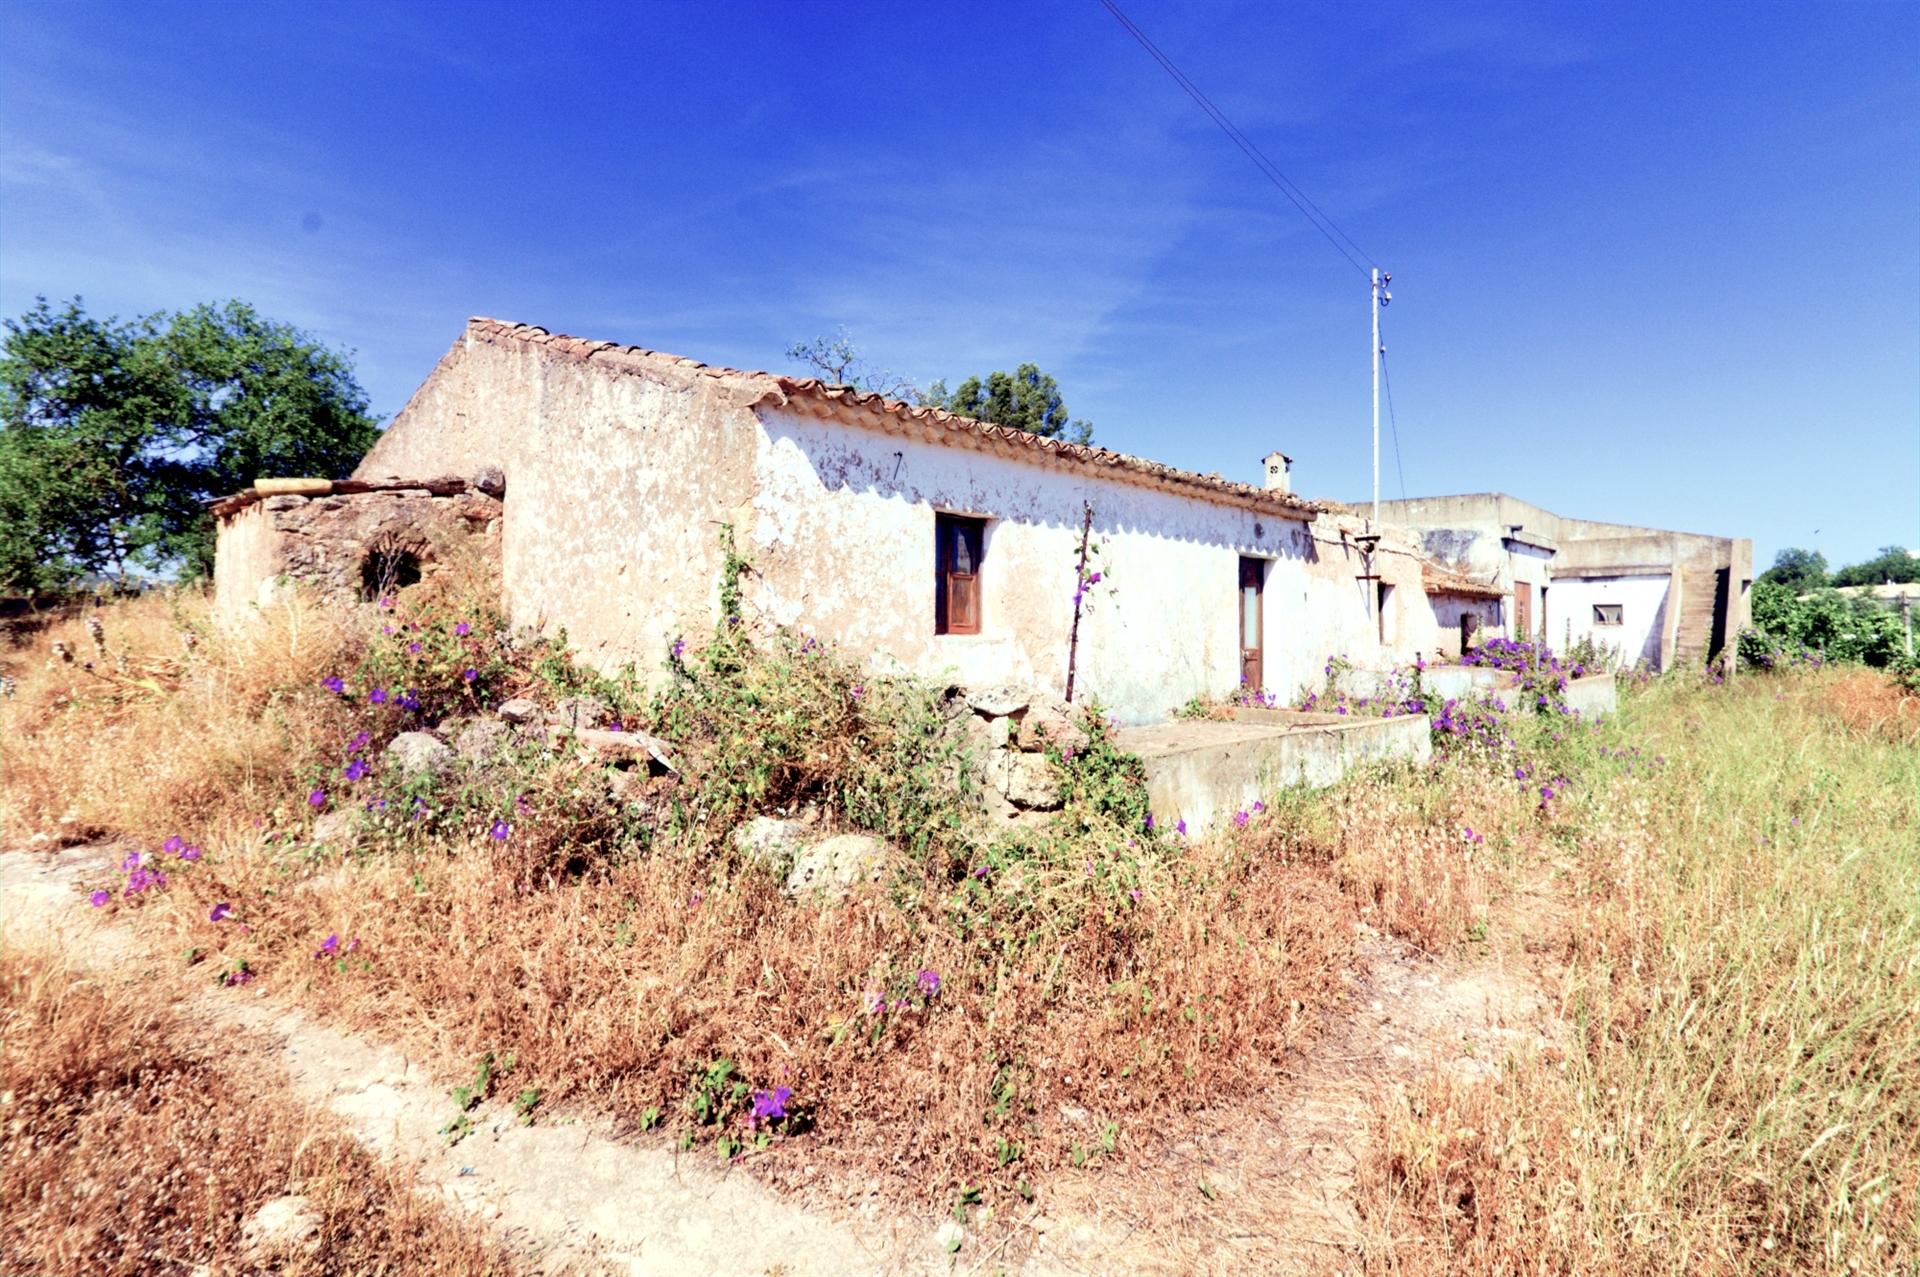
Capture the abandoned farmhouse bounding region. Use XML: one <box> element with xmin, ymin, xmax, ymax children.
<box><xmin>212</xmin><ymin>318</ymin><xmax>1751</xmax><ymax>724</ymax></box>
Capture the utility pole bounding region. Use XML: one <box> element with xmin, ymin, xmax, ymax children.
<box><xmin>1371</xmin><ymin>267</ymin><xmax>1381</xmax><ymax>527</ymax></box>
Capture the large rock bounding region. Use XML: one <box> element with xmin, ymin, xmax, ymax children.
<box><xmin>452</xmin><ymin>718</ymin><xmax>513</xmax><ymax>762</ymax></box>
<box><xmin>965</xmin><ymin>684</ymin><xmax>1031</xmax><ymax>718</ymax></box>
<box><xmin>732</xmin><ymin>815</ymin><xmax>813</xmax><ymax>867</ymax></box>
<box><xmin>241</xmin><ymin>1194</ymin><xmax>322</xmax><ymax>1259</ymax></box>
<box><xmin>784</xmin><ymin>833</ymin><xmax>897</xmax><ymax>899</ymax></box>
<box><xmin>549</xmin><ymin>696</ymin><xmax>610</xmax><ymax>731</ymax></box>
<box><xmin>496</xmin><ymin>697</ymin><xmax>541</xmax><ymax>724</ymax></box>
<box><xmin>311</xmin><ymin>808</ymin><xmax>360</xmax><ymax>849</ymax></box>
<box><xmin>1016</xmin><ymin>702</ymin><xmax>1089</xmax><ymax>754</ymax></box>
<box><xmin>990</xmin><ymin>748</ymin><xmax>1067</xmax><ymax>806</ymax></box>
<box><xmin>385</xmin><ymin>731</ymin><xmax>454</xmax><ymax>778</ymax></box>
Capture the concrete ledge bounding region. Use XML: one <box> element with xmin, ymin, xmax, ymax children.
<box><xmin>1121</xmin><ymin>713</ymin><xmax>1432</xmax><ymax>832</ymax></box>
<box><xmin>1562</xmin><ymin>673</ymin><xmax>1617</xmax><ymax>717</ymax></box>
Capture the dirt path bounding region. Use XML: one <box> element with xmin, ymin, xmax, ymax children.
<box><xmin>3</xmin><ymin>846</ymin><xmax>1562</xmax><ymax>1275</ymax></box>
<box><xmin>0</xmin><ymin>846</ymin><xmax>959</xmax><ymax>1276</ymax></box>
<box><xmin>1023</xmin><ymin>920</ymin><xmax>1557</xmax><ymax>1275</ymax></box>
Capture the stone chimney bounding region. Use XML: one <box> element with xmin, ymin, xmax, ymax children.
<box><xmin>1262</xmin><ymin>451</ymin><xmax>1293</xmax><ymax>495</ymax></box>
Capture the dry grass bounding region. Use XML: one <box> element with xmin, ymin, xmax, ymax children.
<box><xmin>0</xmin><ymin>938</ymin><xmax>526</xmax><ymax>1276</ymax></box>
<box><xmin>2</xmin><ymin>581</ymin><xmax>1360</xmax><ymax>1207</ymax></box>
<box><xmin>1353</xmin><ymin>671</ymin><xmax>1920</xmax><ymax>1276</ymax></box>
<box><xmin>0</xmin><ymin>589</ymin><xmax>359</xmax><ymax>846</ymax></box>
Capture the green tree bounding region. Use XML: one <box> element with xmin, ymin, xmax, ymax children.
<box><xmin>0</xmin><ymin>297</ymin><xmax>378</xmax><ymax>589</ymax></box>
<box><xmin>1831</xmin><ymin>545</ymin><xmax>1920</xmax><ymax>588</ymax></box>
<box><xmin>1757</xmin><ymin>546</ymin><xmax>1829</xmax><ymax>592</ymax></box>
<box><xmin>923</xmin><ymin>364</ymin><xmax>1093</xmax><ymax>444</ymax></box>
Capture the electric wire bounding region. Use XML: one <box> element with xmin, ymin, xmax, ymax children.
<box><xmin>1093</xmin><ymin>0</ymin><xmax>1375</xmax><ymax>278</ymax></box>
<box><xmin>1380</xmin><ymin>343</ymin><xmax>1408</xmax><ymax>501</ymax></box>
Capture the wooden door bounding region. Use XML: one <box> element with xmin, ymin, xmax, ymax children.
<box><xmin>1238</xmin><ymin>557</ymin><xmax>1264</xmax><ymax>691</ymax></box>
<box><xmin>1514</xmin><ymin>580</ymin><xmax>1532</xmax><ymax>639</ymax></box>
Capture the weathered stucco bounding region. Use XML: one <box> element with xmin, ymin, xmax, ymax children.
<box><xmin>1545</xmin><ymin>574</ymin><xmax>1672</xmax><ymax>669</ymax></box>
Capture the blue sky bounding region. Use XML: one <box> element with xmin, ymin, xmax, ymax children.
<box><xmin>3</xmin><ymin>0</ymin><xmax>1915</xmax><ymax>569</ymax></box>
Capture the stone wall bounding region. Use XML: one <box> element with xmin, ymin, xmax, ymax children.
<box><xmin>211</xmin><ymin>478</ymin><xmax>502</xmax><ymax>618</ymax></box>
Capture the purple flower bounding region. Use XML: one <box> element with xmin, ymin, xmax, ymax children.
<box><xmin>209</xmin><ymin>902</ymin><xmax>232</xmax><ymax>922</ymax></box>
<box><xmin>850</xmin><ymin>684</ymin><xmax>864</xmax><ymax>700</ymax></box>
<box><xmin>751</xmin><ymin>1086</ymin><xmax>792</xmax><ymax>1123</ymax></box>
<box><xmin>180</xmin><ymin>844</ymin><xmax>202</xmax><ymax>861</ymax></box>
<box><xmin>916</xmin><ymin>968</ymin><xmax>941</xmax><ymax>997</ymax></box>
<box><xmin>462</xmin><ymin>667</ymin><xmax>478</xmax><ymax>682</ymax></box>
<box><xmin>163</xmin><ymin>835</ymin><xmax>184</xmax><ymax>855</ymax></box>
<box><xmin>349</xmin><ymin>731</ymin><xmax>370</xmax><ymax>753</ymax></box>
<box><xmin>345</xmin><ymin>758</ymin><xmax>369</xmax><ymax>782</ymax></box>
<box><xmin>121</xmin><ymin>851</ymin><xmax>142</xmax><ymax>872</ymax></box>
<box><xmin>455</xmin><ymin>621</ymin><xmax>471</xmax><ymax>636</ymax></box>
<box><xmin>1143</xmin><ymin>813</ymin><xmax>1155</xmax><ymax>832</ymax></box>
<box><xmin>407</xmin><ymin>641</ymin><xmax>422</xmax><ymax>654</ymax></box>
<box><xmin>1232</xmin><ymin>810</ymin><xmax>1249</xmax><ymax>828</ymax></box>
<box><xmin>863</xmin><ymin>991</ymin><xmax>886</xmax><ymax>1015</ymax></box>
<box><xmin>379</xmin><ymin>596</ymin><xmax>394</xmax><ymax>609</ymax></box>
<box><xmin>971</xmin><ymin>866</ymin><xmax>989</xmax><ymax>880</ymax></box>
<box><xmin>1251</xmin><ymin>800</ymin><xmax>1265</xmax><ymax>813</ymax></box>
<box><xmin>1086</xmin><ymin>571</ymin><xmax>1103</xmax><ymax>586</ymax></box>
<box><xmin>398</xmin><ymin>691</ymin><xmax>422</xmax><ymax>712</ymax></box>
<box><xmin>671</xmin><ymin>637</ymin><xmax>686</xmax><ymax>659</ymax></box>
<box><xmin>1175</xmin><ymin>818</ymin><xmax>1187</xmax><ymax>837</ymax></box>
<box><xmin>322</xmin><ymin>676</ymin><xmax>346</xmax><ymax>695</ymax></box>
<box><xmin>489</xmin><ymin>820</ymin><xmax>510</xmax><ymax>840</ymax></box>
<box><xmin>315</xmin><ymin>933</ymin><xmax>339</xmax><ymax>958</ymax></box>
<box><xmin>369</xmin><ymin>688</ymin><xmax>388</xmax><ymax>705</ymax></box>
<box><xmin>308</xmin><ymin>788</ymin><xmax>328</xmax><ymax>808</ymax></box>
<box><xmin>89</xmin><ymin>889</ymin><xmax>110</xmax><ymax>907</ymax></box>
<box><xmin>608</xmin><ymin>720</ymin><xmax>623</xmax><ymax>732</ymax></box>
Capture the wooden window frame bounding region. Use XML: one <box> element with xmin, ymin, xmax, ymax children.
<box><xmin>934</xmin><ymin>513</ymin><xmax>987</xmax><ymax>636</ymax></box>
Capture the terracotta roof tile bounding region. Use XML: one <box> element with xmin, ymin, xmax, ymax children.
<box><xmin>1422</xmin><ymin>562</ymin><xmax>1504</xmax><ymax>598</ymax></box>
<box><xmin>464</xmin><ymin>317</ymin><xmax>1328</xmax><ymax>519</ymax></box>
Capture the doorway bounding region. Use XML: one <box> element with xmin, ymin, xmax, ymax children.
<box><xmin>1238</xmin><ymin>556</ymin><xmax>1265</xmax><ymax>692</ymax></box>
<box><xmin>1514</xmin><ymin>580</ymin><xmax>1533</xmax><ymax>639</ymax></box>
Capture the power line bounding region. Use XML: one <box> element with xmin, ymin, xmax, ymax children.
<box><xmin>1380</xmin><ymin>343</ymin><xmax>1408</xmax><ymax>502</ymax></box>
<box><xmin>1094</xmin><ymin>0</ymin><xmax>1375</xmax><ymax>279</ymax></box>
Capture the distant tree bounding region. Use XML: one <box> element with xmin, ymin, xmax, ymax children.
<box><xmin>784</xmin><ymin>329</ymin><xmax>921</xmax><ymax>402</ymax></box>
<box><xmin>1831</xmin><ymin>545</ymin><xmax>1920</xmax><ymax>588</ymax></box>
<box><xmin>0</xmin><ymin>297</ymin><xmax>378</xmax><ymax>589</ymax></box>
<box><xmin>1757</xmin><ymin>546</ymin><xmax>1830</xmax><ymax>593</ymax></box>
<box><xmin>923</xmin><ymin>364</ymin><xmax>1093</xmax><ymax>444</ymax></box>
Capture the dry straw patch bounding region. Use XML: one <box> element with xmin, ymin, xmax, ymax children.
<box><xmin>1354</xmin><ymin>671</ymin><xmax>1920</xmax><ymax>1276</ymax></box>
<box><xmin>0</xmin><ymin>939</ymin><xmax>526</xmax><ymax>1276</ymax></box>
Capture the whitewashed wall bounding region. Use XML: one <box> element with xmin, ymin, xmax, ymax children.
<box><xmin>1546</xmin><ymin>575</ymin><xmax>1671</xmax><ymax>670</ymax></box>
<box><xmin>748</xmin><ymin>408</ymin><xmax>1427</xmax><ymax>722</ymax></box>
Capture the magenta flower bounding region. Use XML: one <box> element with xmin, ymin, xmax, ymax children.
<box><xmin>163</xmin><ymin>835</ymin><xmax>184</xmax><ymax>855</ymax></box>
<box><xmin>1251</xmin><ymin>800</ymin><xmax>1265</xmax><ymax>813</ymax></box>
<box><xmin>1175</xmin><ymin>818</ymin><xmax>1187</xmax><ymax>837</ymax></box>
<box><xmin>455</xmin><ymin>621</ymin><xmax>471</xmax><ymax>636</ymax></box>
<box><xmin>608</xmin><ymin>720</ymin><xmax>622</xmax><ymax>732</ymax></box>
<box><xmin>489</xmin><ymin>820</ymin><xmax>510</xmax><ymax>840</ymax></box>
<box><xmin>1143</xmin><ymin>813</ymin><xmax>1155</xmax><ymax>832</ymax></box>
<box><xmin>671</xmin><ymin>637</ymin><xmax>686</xmax><ymax>659</ymax></box>
<box><xmin>209</xmin><ymin>902</ymin><xmax>232</xmax><ymax>922</ymax></box>
<box><xmin>1232</xmin><ymin>810</ymin><xmax>1250</xmax><ymax>828</ymax></box>
<box><xmin>348</xmin><ymin>731</ymin><xmax>370</xmax><ymax>753</ymax></box>
<box><xmin>315</xmin><ymin>933</ymin><xmax>339</xmax><ymax>958</ymax></box>
<box><xmin>89</xmin><ymin>889</ymin><xmax>111</xmax><ymax>908</ymax></box>
<box><xmin>863</xmin><ymin>991</ymin><xmax>886</xmax><ymax>1015</ymax></box>
<box><xmin>407</xmin><ymin>641</ymin><xmax>422</xmax><ymax>654</ymax></box>
<box><xmin>179</xmin><ymin>844</ymin><xmax>202</xmax><ymax>861</ymax></box>
<box><xmin>308</xmin><ymin>788</ymin><xmax>328</xmax><ymax>808</ymax></box>
<box><xmin>345</xmin><ymin>758</ymin><xmax>369</xmax><ymax>782</ymax></box>
<box><xmin>850</xmin><ymin>684</ymin><xmax>864</xmax><ymax>700</ymax></box>
<box><xmin>916</xmin><ymin>968</ymin><xmax>941</xmax><ymax>997</ymax></box>
<box><xmin>379</xmin><ymin>596</ymin><xmax>394</xmax><ymax>609</ymax></box>
<box><xmin>369</xmin><ymin>688</ymin><xmax>388</xmax><ymax>704</ymax></box>
<box><xmin>121</xmin><ymin>850</ymin><xmax>142</xmax><ymax>871</ymax></box>
<box><xmin>322</xmin><ymin>675</ymin><xmax>345</xmax><ymax>694</ymax></box>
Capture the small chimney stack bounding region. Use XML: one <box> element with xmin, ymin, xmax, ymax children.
<box><xmin>1262</xmin><ymin>450</ymin><xmax>1293</xmax><ymax>495</ymax></box>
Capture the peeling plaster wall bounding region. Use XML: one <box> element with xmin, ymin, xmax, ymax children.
<box><xmin>354</xmin><ymin>332</ymin><xmax>520</xmax><ymax>481</ymax></box>
<box><xmin>1425</xmin><ymin>593</ymin><xmax>1504</xmax><ymax>659</ymax></box>
<box><xmin>212</xmin><ymin>503</ymin><xmax>279</xmax><ymax>618</ymax></box>
<box><xmin>1546</xmin><ymin>575</ymin><xmax>1672</xmax><ymax>669</ymax></box>
<box><xmin>747</xmin><ymin>407</ymin><xmax>1433</xmax><ymax>722</ymax></box>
